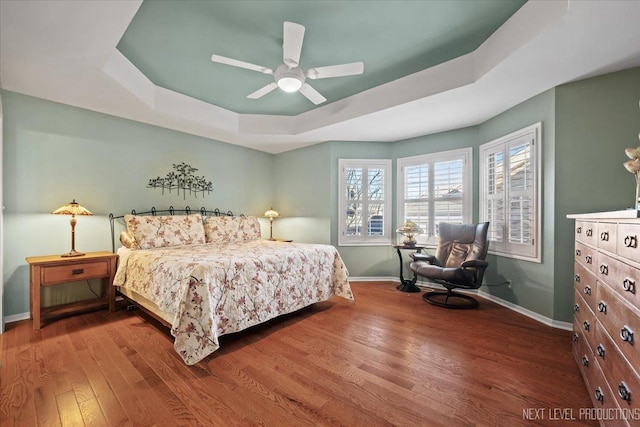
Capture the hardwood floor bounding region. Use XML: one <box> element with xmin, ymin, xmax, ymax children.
<box><xmin>1</xmin><ymin>281</ymin><xmax>596</xmax><ymax>426</ymax></box>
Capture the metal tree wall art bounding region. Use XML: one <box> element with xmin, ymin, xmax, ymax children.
<box><xmin>148</xmin><ymin>162</ymin><xmax>213</xmax><ymax>199</ymax></box>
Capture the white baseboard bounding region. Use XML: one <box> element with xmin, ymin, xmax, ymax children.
<box><xmin>348</xmin><ymin>276</ymin><xmax>399</xmax><ymax>282</ymax></box>
<box><xmin>4</xmin><ymin>279</ymin><xmax>572</xmax><ymax>333</ymax></box>
<box><xmin>476</xmin><ymin>289</ymin><xmax>572</xmax><ymax>330</ymax></box>
<box><xmin>4</xmin><ymin>312</ymin><xmax>30</xmax><ymax>324</ymax></box>
<box><xmin>350</xmin><ymin>277</ymin><xmax>572</xmax><ymax>331</ymax></box>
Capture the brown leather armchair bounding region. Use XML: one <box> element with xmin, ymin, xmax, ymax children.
<box><xmin>409</xmin><ymin>222</ymin><xmax>490</xmax><ymax>309</ymax></box>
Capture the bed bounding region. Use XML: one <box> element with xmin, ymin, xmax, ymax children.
<box><xmin>110</xmin><ymin>208</ymin><xmax>353</xmax><ymax>365</ymax></box>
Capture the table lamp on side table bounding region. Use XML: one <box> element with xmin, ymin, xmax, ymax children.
<box><xmin>396</xmin><ymin>220</ymin><xmax>424</xmax><ymax>247</ymax></box>
<box><xmin>52</xmin><ymin>199</ymin><xmax>92</xmax><ymax>257</ymax></box>
<box><xmin>264</xmin><ymin>207</ymin><xmax>280</xmax><ymax>240</ymax></box>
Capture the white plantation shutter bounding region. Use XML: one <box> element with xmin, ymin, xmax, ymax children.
<box><xmin>398</xmin><ymin>148</ymin><xmax>472</xmax><ymax>245</ymax></box>
<box><xmin>480</xmin><ymin>123</ymin><xmax>541</xmax><ymax>262</ymax></box>
<box><xmin>508</xmin><ymin>138</ymin><xmax>533</xmax><ymax>246</ymax></box>
<box><xmin>339</xmin><ymin>159</ymin><xmax>392</xmax><ymax>246</ymax></box>
<box><xmin>485</xmin><ymin>145</ymin><xmax>505</xmax><ymax>249</ymax></box>
<box><xmin>403</xmin><ymin>163</ymin><xmax>429</xmax><ymax>239</ymax></box>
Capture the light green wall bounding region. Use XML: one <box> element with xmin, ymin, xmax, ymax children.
<box><xmin>274</xmin><ymin>140</ymin><xmax>397</xmax><ymax>277</ymax></box>
<box><xmin>2</xmin><ymin>90</ymin><xmax>274</xmax><ymax>316</ymax></box>
<box><xmin>3</xmin><ymin>67</ymin><xmax>640</xmax><ymax>323</ymax></box>
<box><xmin>554</xmin><ymin>66</ymin><xmax>640</xmax><ymax>321</ymax></box>
<box><xmin>270</xmin><ymin>68</ymin><xmax>639</xmax><ymax>323</ymax></box>
<box><xmin>388</xmin><ymin>92</ymin><xmax>557</xmax><ymax>318</ymax></box>
<box><xmin>478</xmin><ymin>89</ymin><xmax>557</xmax><ymax>318</ymax></box>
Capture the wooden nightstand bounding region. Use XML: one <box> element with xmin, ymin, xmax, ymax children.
<box><xmin>26</xmin><ymin>251</ymin><xmax>118</xmax><ymax>329</ymax></box>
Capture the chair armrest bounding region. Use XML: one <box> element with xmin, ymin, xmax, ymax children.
<box><xmin>461</xmin><ymin>259</ymin><xmax>489</xmax><ymax>269</ymax></box>
<box><xmin>410</xmin><ymin>252</ymin><xmax>438</xmax><ymax>264</ymax></box>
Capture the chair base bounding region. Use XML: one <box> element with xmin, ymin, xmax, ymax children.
<box><xmin>422</xmin><ymin>290</ymin><xmax>479</xmax><ymax>309</ymax></box>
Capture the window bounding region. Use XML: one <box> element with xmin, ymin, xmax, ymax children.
<box><xmin>480</xmin><ymin>122</ymin><xmax>541</xmax><ymax>262</ymax></box>
<box><xmin>339</xmin><ymin>159</ymin><xmax>392</xmax><ymax>246</ymax></box>
<box><xmin>397</xmin><ymin>148</ymin><xmax>472</xmax><ymax>246</ymax></box>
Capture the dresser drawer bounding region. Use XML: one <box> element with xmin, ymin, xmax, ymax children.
<box><xmin>577</xmin><ymin>220</ymin><xmax>598</xmax><ymax>247</ymax></box>
<box><xmin>598</xmin><ymin>252</ymin><xmax>640</xmax><ymax>309</ymax></box>
<box><xmin>575</xmin><ymin>290</ymin><xmax>597</xmax><ymax>350</ymax></box>
<box><xmin>41</xmin><ymin>260</ymin><xmax>109</xmax><ymax>285</ymax></box>
<box><xmin>575</xmin><ymin>261</ymin><xmax>598</xmax><ymax>314</ymax></box>
<box><xmin>573</xmin><ymin>325</ymin><xmax>595</xmax><ymax>371</ymax></box>
<box><xmin>618</xmin><ymin>223</ymin><xmax>640</xmax><ymax>263</ymax></box>
<box><xmin>597</xmin><ymin>283</ymin><xmax>640</xmax><ymax>377</ymax></box>
<box><xmin>582</xmin><ymin>352</ymin><xmax>629</xmax><ymax>427</ymax></box>
<box><xmin>576</xmin><ymin>241</ymin><xmax>599</xmax><ymax>275</ymax></box>
<box><xmin>596</xmin><ymin>326</ymin><xmax>640</xmax><ymax>418</ymax></box>
<box><xmin>598</xmin><ymin>222</ymin><xmax>618</xmax><ymax>254</ymax></box>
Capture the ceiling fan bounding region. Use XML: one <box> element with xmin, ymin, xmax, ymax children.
<box><xmin>211</xmin><ymin>22</ymin><xmax>364</xmax><ymax>105</ymax></box>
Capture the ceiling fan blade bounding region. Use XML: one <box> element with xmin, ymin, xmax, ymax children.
<box><xmin>247</xmin><ymin>83</ymin><xmax>278</xmax><ymax>99</ymax></box>
<box><xmin>299</xmin><ymin>83</ymin><xmax>326</xmax><ymax>105</ymax></box>
<box><xmin>283</xmin><ymin>22</ymin><xmax>305</xmax><ymax>67</ymax></box>
<box><xmin>211</xmin><ymin>54</ymin><xmax>273</xmax><ymax>75</ymax></box>
<box><xmin>306</xmin><ymin>62</ymin><xmax>364</xmax><ymax>80</ymax></box>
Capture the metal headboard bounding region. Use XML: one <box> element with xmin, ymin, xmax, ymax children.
<box><xmin>108</xmin><ymin>206</ymin><xmax>238</xmax><ymax>253</ymax></box>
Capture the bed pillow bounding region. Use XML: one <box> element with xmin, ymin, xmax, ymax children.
<box><xmin>237</xmin><ymin>216</ymin><xmax>262</xmax><ymax>241</ymax></box>
<box><xmin>204</xmin><ymin>216</ymin><xmax>262</xmax><ymax>243</ymax></box>
<box><xmin>120</xmin><ymin>230</ymin><xmax>135</xmax><ymax>248</ymax></box>
<box><xmin>124</xmin><ymin>214</ymin><xmax>205</xmax><ymax>249</ymax></box>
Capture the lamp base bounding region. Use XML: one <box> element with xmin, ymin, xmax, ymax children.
<box><xmin>61</xmin><ymin>250</ymin><xmax>85</xmax><ymax>257</ymax></box>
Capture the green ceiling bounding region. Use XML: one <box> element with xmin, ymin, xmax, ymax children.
<box><xmin>117</xmin><ymin>0</ymin><xmax>526</xmax><ymax>116</ymax></box>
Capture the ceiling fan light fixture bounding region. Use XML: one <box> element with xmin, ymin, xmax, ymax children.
<box><xmin>277</xmin><ymin>76</ymin><xmax>303</xmax><ymax>92</ymax></box>
<box><xmin>275</xmin><ymin>65</ymin><xmax>305</xmax><ymax>93</ymax></box>
<box><xmin>210</xmin><ymin>22</ymin><xmax>364</xmax><ymax>104</ymax></box>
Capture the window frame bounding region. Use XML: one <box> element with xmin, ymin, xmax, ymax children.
<box><xmin>396</xmin><ymin>147</ymin><xmax>473</xmax><ymax>247</ymax></box>
<box><xmin>479</xmin><ymin>122</ymin><xmax>542</xmax><ymax>263</ymax></box>
<box><xmin>338</xmin><ymin>158</ymin><xmax>392</xmax><ymax>246</ymax></box>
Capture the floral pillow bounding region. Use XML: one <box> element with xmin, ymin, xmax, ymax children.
<box><xmin>237</xmin><ymin>216</ymin><xmax>262</xmax><ymax>241</ymax></box>
<box><xmin>204</xmin><ymin>216</ymin><xmax>262</xmax><ymax>243</ymax></box>
<box><xmin>124</xmin><ymin>214</ymin><xmax>205</xmax><ymax>250</ymax></box>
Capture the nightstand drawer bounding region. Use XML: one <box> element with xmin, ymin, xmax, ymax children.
<box><xmin>41</xmin><ymin>260</ymin><xmax>109</xmax><ymax>285</ymax></box>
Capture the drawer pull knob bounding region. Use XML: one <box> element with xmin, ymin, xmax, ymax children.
<box><xmin>618</xmin><ymin>382</ymin><xmax>631</xmax><ymax>402</ymax></box>
<box><xmin>575</xmin><ymin>274</ymin><xmax>581</xmax><ymax>283</ymax></box>
<box><xmin>600</xmin><ymin>264</ymin><xmax>609</xmax><ymax>275</ymax></box>
<box><xmin>576</xmin><ymin>249</ymin><xmax>582</xmax><ymax>256</ymax></box>
<box><xmin>572</xmin><ymin>333</ymin><xmax>579</xmax><ymax>342</ymax></box>
<box><xmin>597</xmin><ymin>344</ymin><xmax>605</xmax><ymax>358</ymax></box>
<box><xmin>598</xmin><ymin>301</ymin><xmax>607</xmax><ymax>314</ymax></box>
<box><xmin>586</xmin><ymin>255</ymin><xmax>592</xmax><ymax>264</ymax></box>
<box><xmin>586</xmin><ymin>229</ymin><xmax>593</xmax><ymax>237</ymax></box>
<box><xmin>574</xmin><ymin>303</ymin><xmax>580</xmax><ymax>312</ymax></box>
<box><xmin>624</xmin><ymin>235</ymin><xmax>638</xmax><ymax>248</ymax></box>
<box><xmin>582</xmin><ymin>355</ymin><xmax>589</xmax><ymax>367</ymax></box>
<box><xmin>577</xmin><ymin>226</ymin><xmax>582</xmax><ymax>234</ymax></box>
<box><xmin>583</xmin><ymin>321</ymin><xmax>590</xmax><ymax>332</ymax></box>
<box><xmin>620</xmin><ymin>326</ymin><xmax>634</xmax><ymax>344</ymax></box>
<box><xmin>600</xmin><ymin>231</ymin><xmax>609</xmax><ymax>241</ymax></box>
<box><xmin>623</xmin><ymin>278</ymin><xmax>636</xmax><ymax>294</ymax></box>
<box><xmin>72</xmin><ymin>268</ymin><xmax>84</xmax><ymax>275</ymax></box>
<box><xmin>595</xmin><ymin>387</ymin><xmax>604</xmax><ymax>404</ymax></box>
<box><xmin>584</xmin><ymin>285</ymin><xmax>591</xmax><ymax>296</ymax></box>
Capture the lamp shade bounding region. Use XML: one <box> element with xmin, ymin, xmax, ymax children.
<box><xmin>396</xmin><ymin>220</ymin><xmax>424</xmax><ymax>247</ymax></box>
<box><xmin>264</xmin><ymin>208</ymin><xmax>280</xmax><ymax>218</ymax></box>
<box><xmin>52</xmin><ymin>200</ymin><xmax>92</xmax><ymax>216</ymax></box>
<box><xmin>396</xmin><ymin>220</ymin><xmax>423</xmax><ymax>235</ymax></box>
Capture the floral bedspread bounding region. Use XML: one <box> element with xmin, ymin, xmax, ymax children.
<box><xmin>113</xmin><ymin>240</ymin><xmax>353</xmax><ymax>365</ymax></box>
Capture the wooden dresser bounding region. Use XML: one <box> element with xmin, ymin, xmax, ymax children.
<box><xmin>568</xmin><ymin>211</ymin><xmax>640</xmax><ymax>426</ymax></box>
